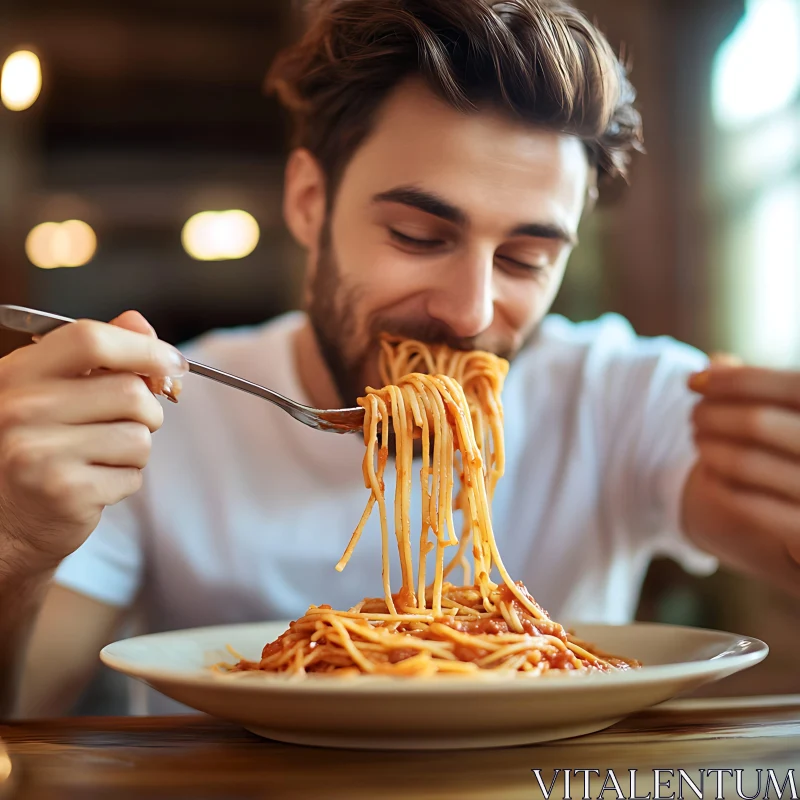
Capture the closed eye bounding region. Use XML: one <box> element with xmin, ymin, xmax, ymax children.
<box><xmin>389</xmin><ymin>229</ymin><xmax>446</xmax><ymax>249</ymax></box>
<box><xmin>496</xmin><ymin>254</ymin><xmax>545</xmax><ymax>274</ymax></box>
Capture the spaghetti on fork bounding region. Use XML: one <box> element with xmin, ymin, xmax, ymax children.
<box><xmin>220</xmin><ymin>336</ymin><xmax>639</xmax><ymax>677</ymax></box>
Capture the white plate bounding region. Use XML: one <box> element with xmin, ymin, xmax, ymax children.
<box><xmin>101</xmin><ymin>621</ymin><xmax>767</xmax><ymax>750</ymax></box>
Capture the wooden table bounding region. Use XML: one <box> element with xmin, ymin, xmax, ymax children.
<box><xmin>2</xmin><ymin>696</ymin><xmax>799</xmax><ymax>799</ymax></box>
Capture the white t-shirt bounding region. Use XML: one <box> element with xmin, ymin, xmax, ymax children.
<box><xmin>56</xmin><ymin>311</ymin><xmax>716</xmax><ymax>712</ymax></box>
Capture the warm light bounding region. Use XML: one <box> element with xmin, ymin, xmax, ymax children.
<box><xmin>0</xmin><ymin>745</ymin><xmax>11</xmax><ymax>783</ymax></box>
<box><xmin>712</xmin><ymin>0</ymin><xmax>800</xmax><ymax>129</ymax></box>
<box><xmin>57</xmin><ymin>220</ymin><xmax>97</xmax><ymax>267</ymax></box>
<box><xmin>25</xmin><ymin>220</ymin><xmax>97</xmax><ymax>269</ymax></box>
<box><xmin>1</xmin><ymin>50</ymin><xmax>42</xmax><ymax>111</ymax></box>
<box><xmin>182</xmin><ymin>210</ymin><xmax>260</xmax><ymax>261</ymax></box>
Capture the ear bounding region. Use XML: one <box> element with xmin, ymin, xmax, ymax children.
<box><xmin>283</xmin><ymin>148</ymin><xmax>326</xmax><ymax>252</ymax></box>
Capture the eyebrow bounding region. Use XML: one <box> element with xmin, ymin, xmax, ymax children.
<box><xmin>510</xmin><ymin>222</ymin><xmax>578</xmax><ymax>247</ymax></box>
<box><xmin>373</xmin><ymin>186</ymin><xmax>466</xmax><ymax>226</ymax></box>
<box><xmin>373</xmin><ymin>184</ymin><xmax>577</xmax><ymax>247</ymax></box>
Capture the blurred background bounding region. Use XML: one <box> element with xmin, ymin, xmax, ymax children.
<box><xmin>0</xmin><ymin>0</ymin><xmax>799</xmax><ymax>710</ymax></box>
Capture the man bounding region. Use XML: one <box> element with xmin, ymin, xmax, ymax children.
<box><xmin>1</xmin><ymin>0</ymin><xmax>799</xmax><ymax>718</ymax></box>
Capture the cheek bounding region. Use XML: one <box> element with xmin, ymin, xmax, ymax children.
<box><xmin>541</xmin><ymin>261</ymin><xmax>568</xmax><ymax>308</ymax></box>
<box><xmin>334</xmin><ymin>223</ymin><xmax>435</xmax><ymax>310</ymax></box>
<box><xmin>494</xmin><ymin>271</ymin><xmax>560</xmax><ymax>335</ymax></box>
<box><xmin>357</xmin><ymin>252</ymin><xmax>428</xmax><ymax>315</ymax></box>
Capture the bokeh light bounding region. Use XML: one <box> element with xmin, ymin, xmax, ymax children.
<box><xmin>181</xmin><ymin>210</ymin><xmax>260</xmax><ymax>261</ymax></box>
<box><xmin>1</xmin><ymin>50</ymin><xmax>42</xmax><ymax>111</ymax></box>
<box><xmin>25</xmin><ymin>220</ymin><xmax>97</xmax><ymax>269</ymax></box>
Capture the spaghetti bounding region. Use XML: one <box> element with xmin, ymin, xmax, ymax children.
<box><xmin>225</xmin><ymin>336</ymin><xmax>638</xmax><ymax>677</ymax></box>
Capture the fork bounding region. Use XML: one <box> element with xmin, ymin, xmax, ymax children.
<box><xmin>0</xmin><ymin>305</ymin><xmax>365</xmax><ymax>434</ymax></box>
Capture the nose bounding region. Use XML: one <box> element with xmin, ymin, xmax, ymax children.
<box><xmin>425</xmin><ymin>251</ymin><xmax>495</xmax><ymax>339</ymax></box>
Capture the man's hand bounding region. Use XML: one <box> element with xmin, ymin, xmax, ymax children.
<box><xmin>0</xmin><ymin>311</ymin><xmax>187</xmax><ymax>576</ymax></box>
<box><xmin>684</xmin><ymin>365</ymin><xmax>800</xmax><ymax>589</ymax></box>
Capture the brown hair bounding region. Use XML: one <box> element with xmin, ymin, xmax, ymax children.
<box><xmin>268</xmin><ymin>0</ymin><xmax>643</xmax><ymax>196</ymax></box>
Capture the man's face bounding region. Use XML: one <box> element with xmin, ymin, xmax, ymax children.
<box><xmin>297</xmin><ymin>80</ymin><xmax>590</xmax><ymax>405</ymax></box>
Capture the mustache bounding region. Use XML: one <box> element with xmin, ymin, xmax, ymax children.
<box><xmin>368</xmin><ymin>316</ymin><xmax>516</xmax><ymax>361</ymax></box>
<box><xmin>369</xmin><ymin>317</ymin><xmax>484</xmax><ymax>354</ymax></box>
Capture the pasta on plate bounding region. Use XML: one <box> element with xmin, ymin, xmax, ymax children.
<box><xmin>218</xmin><ymin>337</ymin><xmax>639</xmax><ymax>678</ymax></box>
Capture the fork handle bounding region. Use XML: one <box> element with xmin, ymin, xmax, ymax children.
<box><xmin>182</xmin><ymin>360</ymin><xmax>303</xmax><ymax>409</ymax></box>
<box><xmin>0</xmin><ymin>305</ymin><xmax>301</xmax><ymax>409</ymax></box>
<box><xmin>0</xmin><ymin>305</ymin><xmax>74</xmax><ymax>337</ymax></box>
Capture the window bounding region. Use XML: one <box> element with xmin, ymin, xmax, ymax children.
<box><xmin>710</xmin><ymin>0</ymin><xmax>800</xmax><ymax>366</ymax></box>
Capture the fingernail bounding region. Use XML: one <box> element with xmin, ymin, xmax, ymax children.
<box><xmin>166</xmin><ymin>346</ymin><xmax>189</xmax><ymax>377</ymax></box>
<box><xmin>689</xmin><ymin>371</ymin><xmax>710</xmax><ymax>392</ymax></box>
<box><xmin>709</xmin><ymin>352</ymin><xmax>743</xmax><ymax>368</ymax></box>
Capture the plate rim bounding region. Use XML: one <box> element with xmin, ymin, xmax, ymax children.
<box><xmin>100</xmin><ymin>620</ymin><xmax>769</xmax><ymax>695</ymax></box>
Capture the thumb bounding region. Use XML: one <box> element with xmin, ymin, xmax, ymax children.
<box><xmin>110</xmin><ymin>310</ymin><xmax>157</xmax><ymax>338</ymax></box>
<box><xmin>709</xmin><ymin>352</ymin><xmax>744</xmax><ymax>368</ymax></box>
<box><xmin>108</xmin><ymin>311</ymin><xmax>181</xmax><ymax>402</ymax></box>
<box><xmin>32</xmin><ymin>310</ymin><xmax>157</xmax><ymax>344</ymax></box>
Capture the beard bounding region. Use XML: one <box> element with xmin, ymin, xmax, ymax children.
<box><xmin>307</xmin><ymin>221</ymin><xmax>528</xmax><ymax>407</ymax></box>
